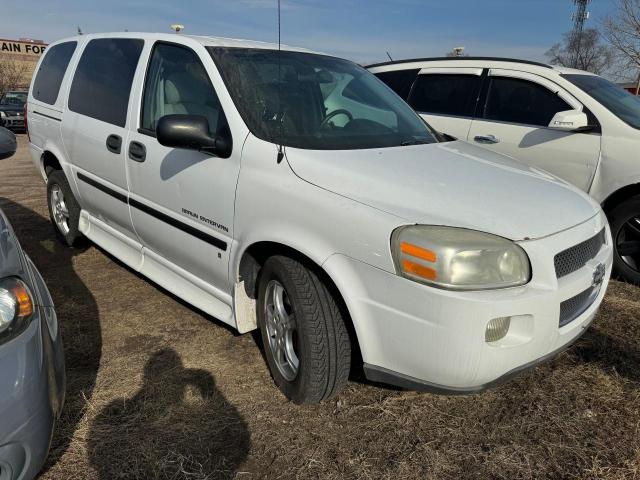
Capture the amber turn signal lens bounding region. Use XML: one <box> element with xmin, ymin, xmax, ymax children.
<box><xmin>400</xmin><ymin>242</ymin><xmax>436</xmax><ymax>263</ymax></box>
<box><xmin>10</xmin><ymin>281</ymin><xmax>33</xmax><ymax>318</ymax></box>
<box><xmin>402</xmin><ymin>259</ymin><xmax>437</xmax><ymax>280</ymax></box>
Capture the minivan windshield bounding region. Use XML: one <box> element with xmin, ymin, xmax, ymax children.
<box><xmin>208</xmin><ymin>47</ymin><xmax>437</xmax><ymax>150</ymax></box>
<box><xmin>0</xmin><ymin>92</ymin><xmax>27</xmax><ymax>106</ymax></box>
<box><xmin>563</xmin><ymin>74</ymin><xmax>640</xmax><ymax>129</ymax></box>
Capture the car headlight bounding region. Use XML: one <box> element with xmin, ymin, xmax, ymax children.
<box><xmin>391</xmin><ymin>225</ymin><xmax>531</xmax><ymax>290</ymax></box>
<box><xmin>0</xmin><ymin>277</ymin><xmax>34</xmax><ymax>340</ymax></box>
<box><xmin>0</xmin><ymin>111</ymin><xmax>6</xmax><ymax>118</ymax></box>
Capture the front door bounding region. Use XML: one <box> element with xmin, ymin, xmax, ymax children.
<box><xmin>467</xmin><ymin>69</ymin><xmax>601</xmax><ymax>191</ymax></box>
<box><xmin>126</xmin><ymin>41</ymin><xmax>239</xmax><ymax>293</ymax></box>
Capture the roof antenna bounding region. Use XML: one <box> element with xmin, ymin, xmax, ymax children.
<box><xmin>276</xmin><ymin>0</ymin><xmax>285</xmax><ymax>164</ymax></box>
<box><xmin>386</xmin><ymin>51</ymin><xmax>393</xmax><ymax>61</ymax></box>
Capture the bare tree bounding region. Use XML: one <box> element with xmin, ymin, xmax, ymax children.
<box><xmin>603</xmin><ymin>0</ymin><xmax>640</xmax><ymax>93</ymax></box>
<box><xmin>546</xmin><ymin>28</ymin><xmax>614</xmax><ymax>74</ymax></box>
<box><xmin>0</xmin><ymin>60</ymin><xmax>30</xmax><ymax>95</ymax></box>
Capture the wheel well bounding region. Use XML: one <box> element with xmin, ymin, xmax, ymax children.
<box><xmin>602</xmin><ymin>183</ymin><xmax>640</xmax><ymax>214</ymax></box>
<box><xmin>41</xmin><ymin>151</ymin><xmax>62</xmax><ymax>178</ymax></box>
<box><xmin>236</xmin><ymin>242</ymin><xmax>362</xmax><ymax>362</ymax></box>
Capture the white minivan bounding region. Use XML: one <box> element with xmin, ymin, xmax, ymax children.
<box><xmin>27</xmin><ymin>33</ymin><xmax>612</xmax><ymax>403</ymax></box>
<box><xmin>369</xmin><ymin>57</ymin><xmax>640</xmax><ymax>284</ymax></box>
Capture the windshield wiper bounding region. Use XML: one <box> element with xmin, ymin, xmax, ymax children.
<box><xmin>400</xmin><ymin>139</ymin><xmax>431</xmax><ymax>146</ymax></box>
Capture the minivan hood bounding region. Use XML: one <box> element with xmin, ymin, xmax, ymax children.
<box><xmin>286</xmin><ymin>141</ymin><xmax>598</xmax><ymax>241</ymax></box>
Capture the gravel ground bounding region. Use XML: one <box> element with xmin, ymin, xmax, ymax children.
<box><xmin>2</xmin><ymin>134</ymin><xmax>640</xmax><ymax>480</ymax></box>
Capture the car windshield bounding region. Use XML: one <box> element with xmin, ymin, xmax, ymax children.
<box><xmin>208</xmin><ymin>47</ymin><xmax>437</xmax><ymax>150</ymax></box>
<box><xmin>563</xmin><ymin>74</ymin><xmax>640</xmax><ymax>130</ymax></box>
<box><xmin>0</xmin><ymin>92</ymin><xmax>27</xmax><ymax>106</ymax></box>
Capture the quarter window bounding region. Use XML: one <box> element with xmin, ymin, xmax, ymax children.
<box><xmin>483</xmin><ymin>77</ymin><xmax>571</xmax><ymax>127</ymax></box>
<box><xmin>408</xmin><ymin>74</ymin><xmax>482</xmax><ymax>117</ymax></box>
<box><xmin>32</xmin><ymin>41</ymin><xmax>77</xmax><ymax>105</ymax></box>
<box><xmin>141</xmin><ymin>43</ymin><xmax>228</xmax><ymax>137</ymax></box>
<box><xmin>374</xmin><ymin>69</ymin><xmax>420</xmax><ymax>100</ymax></box>
<box><xmin>68</xmin><ymin>38</ymin><xmax>144</xmax><ymax>127</ymax></box>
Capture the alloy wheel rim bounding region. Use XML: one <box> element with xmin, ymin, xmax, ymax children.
<box><xmin>616</xmin><ymin>215</ymin><xmax>640</xmax><ymax>273</ymax></box>
<box><xmin>264</xmin><ymin>280</ymin><xmax>299</xmax><ymax>381</ymax></box>
<box><xmin>50</xmin><ymin>184</ymin><xmax>70</xmax><ymax>236</ymax></box>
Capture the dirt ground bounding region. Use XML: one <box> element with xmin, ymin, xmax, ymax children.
<box><xmin>2</xmin><ymin>134</ymin><xmax>640</xmax><ymax>479</ymax></box>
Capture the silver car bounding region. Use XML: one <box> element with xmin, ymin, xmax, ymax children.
<box><xmin>0</xmin><ymin>154</ymin><xmax>64</xmax><ymax>478</ymax></box>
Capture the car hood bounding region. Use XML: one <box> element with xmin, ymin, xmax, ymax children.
<box><xmin>0</xmin><ymin>103</ymin><xmax>23</xmax><ymax>113</ymax></box>
<box><xmin>285</xmin><ymin>140</ymin><xmax>598</xmax><ymax>241</ymax></box>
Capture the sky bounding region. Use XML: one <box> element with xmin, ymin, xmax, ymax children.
<box><xmin>3</xmin><ymin>0</ymin><xmax>616</xmax><ymax>65</ymax></box>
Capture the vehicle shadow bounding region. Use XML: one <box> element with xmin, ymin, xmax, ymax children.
<box><xmin>0</xmin><ymin>198</ymin><xmax>102</xmax><ymax>471</ymax></box>
<box><xmin>87</xmin><ymin>348</ymin><xmax>250</xmax><ymax>479</ymax></box>
<box><xmin>571</xmin><ymin>327</ymin><xmax>640</xmax><ymax>383</ymax></box>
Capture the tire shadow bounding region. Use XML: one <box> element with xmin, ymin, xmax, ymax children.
<box><xmin>0</xmin><ymin>198</ymin><xmax>102</xmax><ymax>471</ymax></box>
<box><xmin>87</xmin><ymin>348</ymin><xmax>250</xmax><ymax>479</ymax></box>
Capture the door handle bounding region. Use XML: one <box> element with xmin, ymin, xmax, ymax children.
<box><xmin>128</xmin><ymin>141</ymin><xmax>146</xmax><ymax>162</ymax></box>
<box><xmin>106</xmin><ymin>134</ymin><xmax>122</xmax><ymax>154</ymax></box>
<box><xmin>474</xmin><ymin>134</ymin><xmax>500</xmax><ymax>144</ymax></box>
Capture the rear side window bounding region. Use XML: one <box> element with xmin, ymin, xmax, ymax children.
<box><xmin>374</xmin><ymin>69</ymin><xmax>419</xmax><ymax>99</ymax></box>
<box><xmin>32</xmin><ymin>42</ymin><xmax>77</xmax><ymax>105</ymax></box>
<box><xmin>483</xmin><ymin>77</ymin><xmax>571</xmax><ymax>127</ymax></box>
<box><xmin>408</xmin><ymin>74</ymin><xmax>482</xmax><ymax>117</ymax></box>
<box><xmin>69</xmin><ymin>38</ymin><xmax>144</xmax><ymax>127</ymax></box>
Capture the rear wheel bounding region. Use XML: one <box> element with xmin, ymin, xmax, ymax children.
<box><xmin>609</xmin><ymin>195</ymin><xmax>640</xmax><ymax>285</ymax></box>
<box><xmin>257</xmin><ymin>255</ymin><xmax>351</xmax><ymax>404</ymax></box>
<box><xmin>47</xmin><ymin>170</ymin><xmax>83</xmax><ymax>246</ymax></box>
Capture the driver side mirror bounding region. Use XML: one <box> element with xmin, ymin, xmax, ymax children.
<box><xmin>548</xmin><ymin>110</ymin><xmax>591</xmax><ymax>132</ymax></box>
<box><xmin>0</xmin><ymin>127</ymin><xmax>17</xmax><ymax>160</ymax></box>
<box><xmin>156</xmin><ymin>114</ymin><xmax>232</xmax><ymax>158</ymax></box>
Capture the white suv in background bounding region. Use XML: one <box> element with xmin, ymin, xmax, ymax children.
<box><xmin>26</xmin><ymin>34</ymin><xmax>612</xmax><ymax>403</ymax></box>
<box><xmin>369</xmin><ymin>57</ymin><xmax>640</xmax><ymax>284</ymax></box>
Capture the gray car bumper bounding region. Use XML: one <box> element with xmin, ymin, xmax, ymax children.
<box><xmin>0</xmin><ymin>302</ymin><xmax>64</xmax><ymax>480</ymax></box>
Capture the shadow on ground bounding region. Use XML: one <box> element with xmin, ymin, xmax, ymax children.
<box><xmin>0</xmin><ymin>198</ymin><xmax>102</xmax><ymax>471</ymax></box>
<box><xmin>87</xmin><ymin>348</ymin><xmax>250</xmax><ymax>480</ymax></box>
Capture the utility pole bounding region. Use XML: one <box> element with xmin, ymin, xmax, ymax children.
<box><xmin>571</xmin><ymin>0</ymin><xmax>591</xmax><ymax>68</ymax></box>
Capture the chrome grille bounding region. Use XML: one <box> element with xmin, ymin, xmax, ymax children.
<box><xmin>554</xmin><ymin>229</ymin><xmax>605</xmax><ymax>279</ymax></box>
<box><xmin>559</xmin><ymin>285</ymin><xmax>600</xmax><ymax>327</ymax></box>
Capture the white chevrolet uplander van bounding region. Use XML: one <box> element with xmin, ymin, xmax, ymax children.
<box><xmin>369</xmin><ymin>57</ymin><xmax>640</xmax><ymax>285</ymax></box>
<box><xmin>26</xmin><ymin>33</ymin><xmax>612</xmax><ymax>403</ymax></box>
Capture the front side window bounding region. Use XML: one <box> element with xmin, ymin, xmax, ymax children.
<box><xmin>208</xmin><ymin>47</ymin><xmax>436</xmax><ymax>150</ymax></box>
<box><xmin>32</xmin><ymin>41</ymin><xmax>77</xmax><ymax>105</ymax></box>
<box><xmin>563</xmin><ymin>73</ymin><xmax>640</xmax><ymax>130</ymax></box>
<box><xmin>68</xmin><ymin>38</ymin><xmax>143</xmax><ymax>127</ymax></box>
<box><xmin>408</xmin><ymin>74</ymin><xmax>482</xmax><ymax>117</ymax></box>
<box><xmin>141</xmin><ymin>42</ymin><xmax>228</xmax><ymax>137</ymax></box>
<box><xmin>483</xmin><ymin>77</ymin><xmax>571</xmax><ymax>127</ymax></box>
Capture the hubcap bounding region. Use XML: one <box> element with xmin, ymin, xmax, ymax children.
<box><xmin>264</xmin><ymin>280</ymin><xmax>299</xmax><ymax>381</ymax></box>
<box><xmin>50</xmin><ymin>185</ymin><xmax>70</xmax><ymax>236</ymax></box>
<box><xmin>616</xmin><ymin>215</ymin><xmax>640</xmax><ymax>273</ymax></box>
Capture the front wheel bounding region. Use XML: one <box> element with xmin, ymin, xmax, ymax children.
<box><xmin>609</xmin><ymin>195</ymin><xmax>640</xmax><ymax>285</ymax></box>
<box><xmin>257</xmin><ymin>255</ymin><xmax>351</xmax><ymax>404</ymax></box>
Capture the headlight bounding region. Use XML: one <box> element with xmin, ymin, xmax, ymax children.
<box><xmin>391</xmin><ymin>225</ymin><xmax>531</xmax><ymax>290</ymax></box>
<box><xmin>0</xmin><ymin>277</ymin><xmax>34</xmax><ymax>340</ymax></box>
<box><xmin>0</xmin><ymin>111</ymin><xmax>6</xmax><ymax>118</ymax></box>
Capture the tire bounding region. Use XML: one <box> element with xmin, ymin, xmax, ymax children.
<box><xmin>608</xmin><ymin>195</ymin><xmax>640</xmax><ymax>285</ymax></box>
<box><xmin>257</xmin><ymin>255</ymin><xmax>351</xmax><ymax>404</ymax></box>
<box><xmin>47</xmin><ymin>170</ymin><xmax>83</xmax><ymax>247</ymax></box>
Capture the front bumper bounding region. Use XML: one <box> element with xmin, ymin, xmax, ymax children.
<box><xmin>0</xmin><ymin>259</ymin><xmax>64</xmax><ymax>480</ymax></box>
<box><xmin>1</xmin><ymin>117</ymin><xmax>25</xmax><ymax>130</ymax></box>
<box><xmin>324</xmin><ymin>213</ymin><xmax>612</xmax><ymax>392</ymax></box>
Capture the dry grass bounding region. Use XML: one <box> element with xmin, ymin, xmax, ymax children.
<box><xmin>2</xmin><ymin>135</ymin><xmax>640</xmax><ymax>479</ymax></box>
